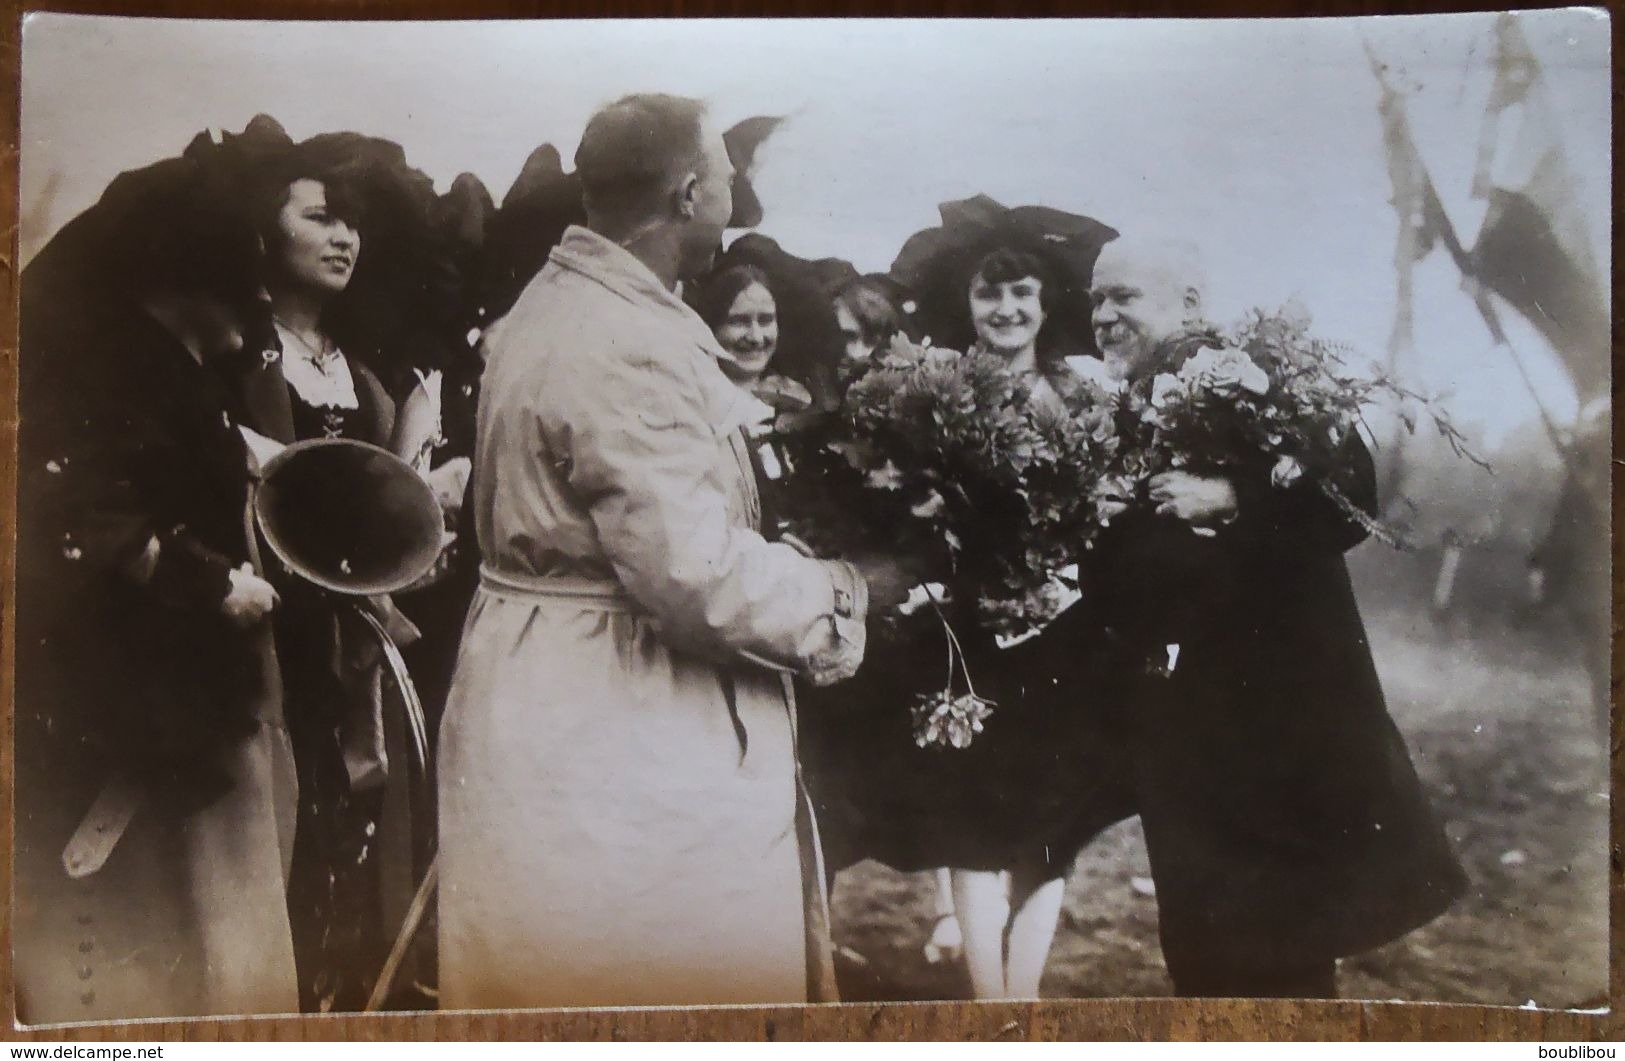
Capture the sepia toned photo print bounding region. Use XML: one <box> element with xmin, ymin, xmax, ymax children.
<box><xmin>10</xmin><ymin>10</ymin><xmax>1611</xmax><ymax>1024</ymax></box>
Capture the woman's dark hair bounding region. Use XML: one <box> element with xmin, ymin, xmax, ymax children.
<box><xmin>969</xmin><ymin>247</ymin><xmax>1055</xmax><ymax>295</ymax></box>
<box><xmin>692</xmin><ymin>263</ymin><xmax>775</xmax><ymax>336</ymax></box>
<box><xmin>834</xmin><ymin>277</ymin><xmax>908</xmax><ymax>350</ymax></box>
<box><xmin>254</xmin><ymin>167</ymin><xmax>387</xmax><ymax>375</ymax></box>
<box><xmin>253</xmin><ymin>168</ymin><xmax>367</xmax><ymax>267</ymax></box>
<box><xmin>925</xmin><ymin>243</ymin><xmax>1069</xmax><ymax>370</ymax></box>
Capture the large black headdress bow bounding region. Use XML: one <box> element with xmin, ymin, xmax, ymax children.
<box><xmin>890</xmin><ymin>194</ymin><xmax>1118</xmax><ymax>358</ymax></box>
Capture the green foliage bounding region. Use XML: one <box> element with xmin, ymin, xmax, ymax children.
<box><xmin>775</xmin><ymin>335</ymin><xmax>1116</xmax><ymax>643</ymax></box>
<box><xmin>770</xmin><ymin>311</ymin><xmax>1484</xmax><ymax>746</ymax></box>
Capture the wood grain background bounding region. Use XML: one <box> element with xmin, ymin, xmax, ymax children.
<box><xmin>0</xmin><ymin>0</ymin><xmax>1616</xmax><ymax>1041</ymax></box>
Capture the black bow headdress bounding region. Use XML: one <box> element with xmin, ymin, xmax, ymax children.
<box><xmin>890</xmin><ymin>194</ymin><xmax>1118</xmax><ymax>362</ymax></box>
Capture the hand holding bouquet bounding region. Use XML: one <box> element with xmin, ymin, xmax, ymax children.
<box><xmin>1105</xmin><ymin>307</ymin><xmax>1485</xmax><ymax>546</ymax></box>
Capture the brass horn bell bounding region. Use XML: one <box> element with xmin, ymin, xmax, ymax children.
<box><xmin>253</xmin><ymin>438</ymin><xmax>444</xmax><ymax>596</ymax></box>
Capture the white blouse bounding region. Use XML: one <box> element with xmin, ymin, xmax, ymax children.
<box><xmin>274</xmin><ymin>322</ymin><xmax>360</xmax><ymax>410</ymax></box>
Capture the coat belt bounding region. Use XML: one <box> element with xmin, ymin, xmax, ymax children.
<box><xmin>478</xmin><ymin>565</ymin><xmax>639</xmax><ymax>613</ymax></box>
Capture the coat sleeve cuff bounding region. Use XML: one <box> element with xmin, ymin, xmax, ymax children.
<box><xmin>800</xmin><ymin>560</ymin><xmax>868</xmax><ymax>687</ymax></box>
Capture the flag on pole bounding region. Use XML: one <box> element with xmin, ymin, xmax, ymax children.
<box><xmin>1372</xmin><ymin>51</ymin><xmax>1472</xmax><ymax>362</ymax></box>
<box><xmin>1468</xmin><ymin>13</ymin><xmax>1610</xmax><ymax>406</ymax></box>
<box><xmin>1374</xmin><ymin>62</ymin><xmax>1426</xmax><ymax>358</ymax></box>
<box><xmin>1369</xmin><ymin>47</ymin><xmax>1473</xmax><ymax>503</ymax></box>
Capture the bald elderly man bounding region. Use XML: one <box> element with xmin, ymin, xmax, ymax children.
<box><xmin>1066</xmin><ymin>237</ymin><xmax>1467</xmax><ymax>998</ymax></box>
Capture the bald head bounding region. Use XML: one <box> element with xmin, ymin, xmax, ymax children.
<box><xmin>575</xmin><ymin>95</ymin><xmax>720</xmax><ymax>224</ymax></box>
<box><xmin>1090</xmin><ymin>237</ymin><xmax>1209</xmax><ymax>380</ymax></box>
<box><xmin>574</xmin><ymin>93</ymin><xmax>734</xmax><ymax>280</ymax></box>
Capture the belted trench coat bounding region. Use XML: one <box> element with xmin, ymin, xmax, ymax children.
<box><xmin>438</xmin><ymin>227</ymin><xmax>864</xmax><ymax>1009</ymax></box>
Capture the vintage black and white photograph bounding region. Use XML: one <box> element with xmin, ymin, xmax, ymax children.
<box><xmin>11</xmin><ymin>10</ymin><xmax>1611</xmax><ymax>1024</ymax></box>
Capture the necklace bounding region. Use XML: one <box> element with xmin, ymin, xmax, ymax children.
<box><xmin>273</xmin><ymin>318</ymin><xmax>343</xmax><ymax>376</ymax></box>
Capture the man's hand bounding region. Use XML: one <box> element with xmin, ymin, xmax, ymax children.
<box><xmin>222</xmin><ymin>563</ymin><xmax>279</xmax><ymax>629</ymax></box>
<box><xmin>1149</xmin><ymin>471</ymin><xmax>1238</xmax><ymax>527</ymax></box>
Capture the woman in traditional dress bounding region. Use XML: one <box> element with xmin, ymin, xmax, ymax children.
<box><xmin>800</xmin><ymin>223</ymin><xmax>1132</xmax><ymax>1000</ymax></box>
<box><xmin>933</xmin><ymin>245</ymin><xmax>1115</xmax><ymax>999</ymax></box>
<box><xmin>246</xmin><ymin>164</ymin><xmax>398</xmax><ymax>1014</ymax></box>
<box><xmin>225</xmin><ymin>149</ymin><xmax>459</xmax><ymax>1011</ymax></box>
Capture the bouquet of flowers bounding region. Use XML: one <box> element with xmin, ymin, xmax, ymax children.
<box><xmin>772</xmin><ymin>335</ymin><xmax>1120</xmax><ymax>747</ymax></box>
<box><xmin>779</xmin><ymin>335</ymin><xmax>1117</xmax><ymax>633</ymax></box>
<box><xmin>774</xmin><ymin>310</ymin><xmax>1479</xmax><ymax>750</ymax></box>
<box><xmin>1100</xmin><ymin>307</ymin><xmax>1485</xmax><ymax>547</ymax></box>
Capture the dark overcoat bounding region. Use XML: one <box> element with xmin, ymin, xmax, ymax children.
<box><xmin>14</xmin><ymin>306</ymin><xmax>297</xmax><ymax>1021</ymax></box>
<box><xmin>1060</xmin><ymin>433</ymin><xmax>1468</xmax><ymax>976</ymax></box>
<box><xmin>18</xmin><ymin>309</ymin><xmax>265</xmax><ymax>788</ymax></box>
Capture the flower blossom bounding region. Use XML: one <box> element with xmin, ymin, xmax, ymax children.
<box><xmin>1271</xmin><ymin>454</ymin><xmax>1305</xmax><ymax>488</ymax></box>
<box><xmin>1178</xmin><ymin>346</ymin><xmax>1271</xmax><ymax>398</ymax></box>
<box><xmin>1150</xmin><ymin>373</ymin><xmax>1185</xmax><ymax>409</ymax></box>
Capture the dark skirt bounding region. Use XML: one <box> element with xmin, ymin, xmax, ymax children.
<box><xmin>800</xmin><ymin>609</ymin><xmax>1135</xmax><ymax>877</ymax></box>
<box><xmin>277</xmin><ymin>595</ymin><xmax>391</xmax><ymax>1013</ymax></box>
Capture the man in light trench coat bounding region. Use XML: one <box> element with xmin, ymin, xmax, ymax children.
<box><xmin>438</xmin><ymin>93</ymin><xmax>905</xmax><ymax>1009</ymax></box>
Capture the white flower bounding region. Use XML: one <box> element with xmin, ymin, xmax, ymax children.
<box><xmin>1150</xmin><ymin>373</ymin><xmax>1184</xmax><ymax>409</ymax></box>
<box><xmin>913</xmin><ymin>692</ymin><xmax>995</xmax><ymax>750</ymax></box>
<box><xmin>1065</xmin><ymin>356</ymin><xmax>1125</xmax><ymax>395</ymax></box>
<box><xmin>1271</xmin><ymin>454</ymin><xmax>1304</xmax><ymax>488</ymax></box>
<box><xmin>1178</xmin><ymin>346</ymin><xmax>1270</xmax><ymax>397</ymax></box>
<box><xmin>880</xmin><ymin>333</ymin><xmax>923</xmax><ymax>368</ymax></box>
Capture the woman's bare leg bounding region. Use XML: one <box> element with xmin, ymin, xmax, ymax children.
<box><xmin>923</xmin><ymin>868</ymin><xmax>964</xmax><ymax>964</ymax></box>
<box><xmin>1003</xmin><ymin>859</ymin><xmax>1068</xmax><ymax>999</ymax></box>
<box><xmin>950</xmin><ymin>868</ymin><xmax>1010</xmax><ymax>998</ymax></box>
